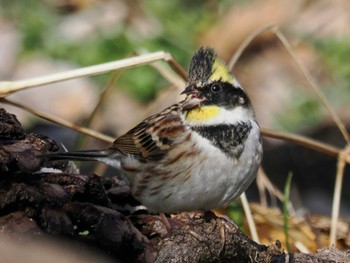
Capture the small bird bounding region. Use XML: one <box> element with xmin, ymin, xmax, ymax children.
<box><xmin>44</xmin><ymin>47</ymin><xmax>263</xmax><ymax>213</ymax></box>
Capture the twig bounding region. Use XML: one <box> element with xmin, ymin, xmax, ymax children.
<box><xmin>150</xmin><ymin>62</ymin><xmax>186</xmax><ymax>90</ymax></box>
<box><xmin>329</xmin><ymin>146</ymin><xmax>349</xmax><ymax>247</ymax></box>
<box><xmin>261</xmin><ymin>128</ymin><xmax>341</xmax><ymax>159</ymax></box>
<box><xmin>89</xmin><ymin>71</ymin><xmax>121</xmax><ymax>123</ymax></box>
<box><xmin>0</xmin><ymin>51</ymin><xmax>174</xmax><ymax>97</ymax></box>
<box><xmin>256</xmin><ymin>168</ymin><xmax>284</xmax><ymax>207</ymax></box>
<box><xmin>228</xmin><ymin>24</ymin><xmax>275</xmax><ymax>70</ymax></box>
<box><xmin>72</xmin><ymin>71</ymin><xmax>121</xmax><ymax>149</ymax></box>
<box><xmin>240</xmin><ymin>193</ymin><xmax>259</xmax><ymax>243</ymax></box>
<box><xmin>0</xmin><ymin>98</ymin><xmax>114</xmax><ymax>143</ymax></box>
<box><xmin>272</xmin><ymin>27</ymin><xmax>350</xmax><ymax>145</ymax></box>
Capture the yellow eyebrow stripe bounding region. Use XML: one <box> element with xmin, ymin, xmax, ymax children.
<box><xmin>185</xmin><ymin>106</ymin><xmax>221</xmax><ymax>123</ymax></box>
<box><xmin>210</xmin><ymin>59</ymin><xmax>233</xmax><ymax>83</ymax></box>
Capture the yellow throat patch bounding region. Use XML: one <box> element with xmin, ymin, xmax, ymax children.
<box><xmin>210</xmin><ymin>59</ymin><xmax>233</xmax><ymax>83</ymax></box>
<box><xmin>185</xmin><ymin>105</ymin><xmax>221</xmax><ymax>123</ymax></box>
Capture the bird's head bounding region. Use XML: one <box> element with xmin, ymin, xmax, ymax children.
<box><xmin>182</xmin><ymin>47</ymin><xmax>254</xmax><ymax>125</ymax></box>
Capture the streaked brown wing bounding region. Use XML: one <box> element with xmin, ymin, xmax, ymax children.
<box><xmin>112</xmin><ymin>104</ymin><xmax>187</xmax><ymax>160</ymax></box>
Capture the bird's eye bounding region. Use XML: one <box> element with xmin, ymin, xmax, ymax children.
<box><xmin>210</xmin><ymin>84</ymin><xmax>221</xmax><ymax>93</ymax></box>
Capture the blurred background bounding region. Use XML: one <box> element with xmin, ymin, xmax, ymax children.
<box><xmin>0</xmin><ymin>0</ymin><xmax>350</xmax><ymax>220</ymax></box>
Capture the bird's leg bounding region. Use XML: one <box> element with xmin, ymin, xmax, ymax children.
<box><xmin>159</xmin><ymin>212</ymin><xmax>171</xmax><ymax>231</ymax></box>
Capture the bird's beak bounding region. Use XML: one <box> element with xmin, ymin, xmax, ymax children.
<box><xmin>181</xmin><ymin>85</ymin><xmax>198</xmax><ymax>95</ymax></box>
<box><xmin>181</xmin><ymin>85</ymin><xmax>204</xmax><ymax>110</ymax></box>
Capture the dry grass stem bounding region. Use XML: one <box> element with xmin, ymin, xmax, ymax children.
<box><xmin>240</xmin><ymin>192</ymin><xmax>260</xmax><ymax>243</ymax></box>
<box><xmin>150</xmin><ymin>62</ymin><xmax>186</xmax><ymax>89</ymax></box>
<box><xmin>261</xmin><ymin>128</ymin><xmax>342</xmax><ymax>160</ymax></box>
<box><xmin>0</xmin><ymin>51</ymin><xmax>174</xmax><ymax>98</ymax></box>
<box><xmin>1</xmin><ymin>98</ymin><xmax>114</xmax><ymax>143</ymax></box>
<box><xmin>165</xmin><ymin>56</ymin><xmax>188</xmax><ymax>81</ymax></box>
<box><xmin>89</xmin><ymin>71</ymin><xmax>121</xmax><ymax>125</ymax></box>
<box><xmin>294</xmin><ymin>241</ymin><xmax>310</xmax><ymax>254</ymax></box>
<box><xmin>273</xmin><ymin>27</ymin><xmax>350</xmax><ymax>145</ymax></box>
<box><xmin>329</xmin><ymin>146</ymin><xmax>349</xmax><ymax>247</ymax></box>
<box><xmin>228</xmin><ymin>24</ymin><xmax>275</xmax><ymax>70</ymax></box>
<box><xmin>256</xmin><ymin>168</ymin><xmax>284</xmax><ymax>207</ymax></box>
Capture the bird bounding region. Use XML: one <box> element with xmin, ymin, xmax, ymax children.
<box><xmin>43</xmin><ymin>47</ymin><xmax>263</xmax><ymax>213</ymax></box>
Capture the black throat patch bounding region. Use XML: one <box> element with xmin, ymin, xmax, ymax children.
<box><xmin>191</xmin><ymin>122</ymin><xmax>252</xmax><ymax>159</ymax></box>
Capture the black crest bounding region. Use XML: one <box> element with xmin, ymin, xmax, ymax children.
<box><xmin>188</xmin><ymin>47</ymin><xmax>216</xmax><ymax>85</ymax></box>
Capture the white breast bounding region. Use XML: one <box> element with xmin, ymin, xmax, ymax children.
<box><xmin>131</xmin><ymin>120</ymin><xmax>262</xmax><ymax>213</ymax></box>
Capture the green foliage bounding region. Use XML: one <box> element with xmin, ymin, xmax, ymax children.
<box><xmin>283</xmin><ymin>173</ymin><xmax>292</xmax><ymax>253</ymax></box>
<box><xmin>47</xmin><ymin>33</ymin><xmax>133</xmax><ymax>66</ymax></box>
<box><xmin>316</xmin><ymin>39</ymin><xmax>350</xmax><ymax>110</ymax></box>
<box><xmin>1</xmin><ymin>1</ymin><xmax>60</xmax><ymax>52</ymax></box>
<box><xmin>275</xmin><ymin>91</ymin><xmax>322</xmax><ymax>132</ymax></box>
<box><xmin>227</xmin><ymin>200</ymin><xmax>244</xmax><ymax>229</ymax></box>
<box><xmin>316</xmin><ymin>39</ymin><xmax>350</xmax><ymax>83</ymax></box>
<box><xmin>119</xmin><ymin>66</ymin><xmax>167</xmax><ymax>102</ymax></box>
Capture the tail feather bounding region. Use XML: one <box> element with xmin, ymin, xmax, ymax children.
<box><xmin>42</xmin><ymin>149</ymin><xmax>110</xmax><ymax>162</ymax></box>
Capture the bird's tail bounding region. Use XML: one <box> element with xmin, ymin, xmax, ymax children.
<box><xmin>41</xmin><ymin>149</ymin><xmax>111</xmax><ymax>162</ymax></box>
<box><xmin>40</xmin><ymin>147</ymin><xmax>123</xmax><ymax>169</ymax></box>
